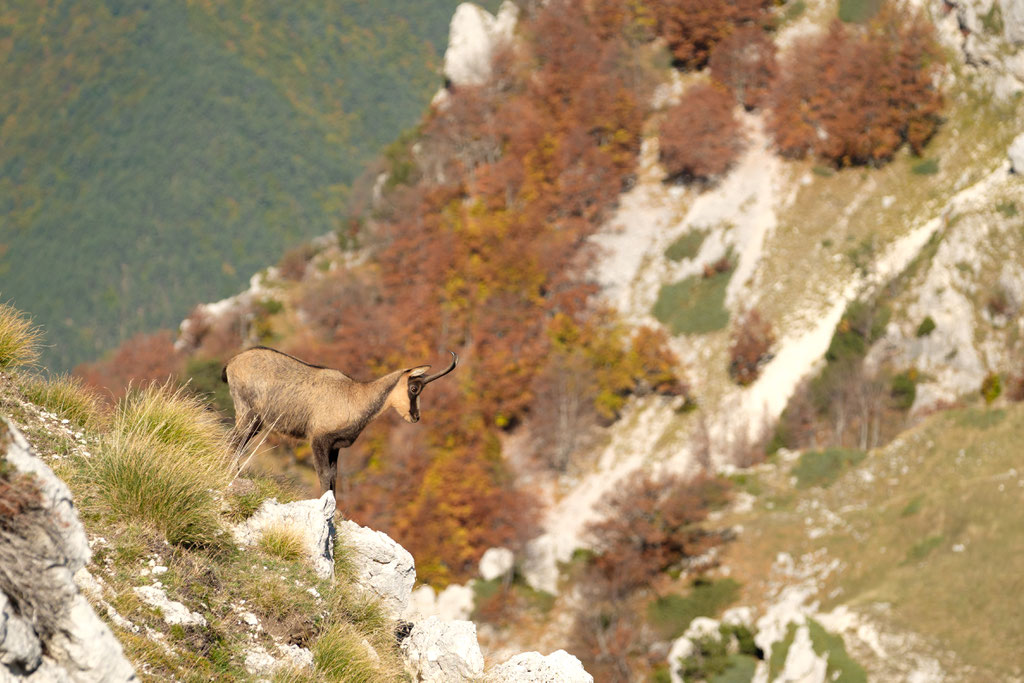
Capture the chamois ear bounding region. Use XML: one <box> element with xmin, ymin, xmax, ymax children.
<box><xmin>408</xmin><ymin>365</ymin><xmax>430</xmax><ymax>378</ymax></box>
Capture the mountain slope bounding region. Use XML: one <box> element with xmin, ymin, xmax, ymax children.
<box><xmin>0</xmin><ymin>0</ymin><xmax>490</xmax><ymax>372</ymax></box>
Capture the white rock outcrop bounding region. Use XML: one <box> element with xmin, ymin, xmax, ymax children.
<box><xmin>1009</xmin><ymin>133</ymin><xmax>1024</xmax><ymax>173</ymax></box>
<box><xmin>1004</xmin><ymin>0</ymin><xmax>1024</xmax><ymax>43</ymax></box>
<box><xmin>133</xmin><ymin>586</ymin><xmax>207</xmax><ymax>627</ymax></box>
<box><xmin>778</xmin><ymin>625</ymin><xmax>828</xmax><ymax>683</ymax></box>
<box><xmin>0</xmin><ymin>418</ymin><xmax>137</xmax><ymax>682</ymax></box>
<box><xmin>478</xmin><ymin>546</ymin><xmax>514</xmax><ymax>581</ymax></box>
<box><xmin>337</xmin><ymin>519</ymin><xmax>416</xmax><ymax>619</ymax></box>
<box><xmin>443</xmin><ymin>2</ymin><xmax>518</xmax><ymax>88</ymax></box>
<box><xmin>400</xmin><ymin>616</ymin><xmax>485</xmax><ymax>682</ymax></box>
<box><xmin>487</xmin><ymin>650</ymin><xmax>594</xmax><ymax>682</ymax></box>
<box><xmin>233</xmin><ymin>491</ymin><xmax>337</xmax><ymax>580</ymax></box>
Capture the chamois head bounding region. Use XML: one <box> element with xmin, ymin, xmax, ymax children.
<box><xmin>389</xmin><ymin>351</ymin><xmax>459</xmax><ymax>423</ymax></box>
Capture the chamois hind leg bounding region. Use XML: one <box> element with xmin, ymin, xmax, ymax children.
<box><xmin>312</xmin><ymin>434</ymin><xmax>337</xmax><ymax>497</ymax></box>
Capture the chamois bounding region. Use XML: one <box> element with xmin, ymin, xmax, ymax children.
<box><xmin>222</xmin><ymin>346</ymin><xmax>458</xmax><ymax>495</ymax></box>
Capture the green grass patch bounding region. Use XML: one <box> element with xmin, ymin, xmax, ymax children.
<box><xmin>665</xmin><ymin>230</ymin><xmax>708</xmax><ymax>262</ymax></box>
<box><xmin>17</xmin><ymin>372</ymin><xmax>107</xmax><ymax>429</ymax></box>
<box><xmin>312</xmin><ymin>623</ymin><xmax>399</xmax><ymax>682</ymax></box>
<box><xmin>838</xmin><ymin>0</ymin><xmax>883</xmax><ymax>22</ymax></box>
<box><xmin>900</xmin><ymin>494</ymin><xmax>925</xmax><ymax>517</ymax></box>
<box><xmin>911</xmin><ymin>158</ymin><xmax>940</xmax><ymax>175</ymax></box>
<box><xmin>647</xmin><ymin>578</ymin><xmax>741</xmax><ymax>640</ymax></box>
<box><xmin>996</xmin><ymin>201</ymin><xmax>1018</xmax><ymax>218</ymax></box>
<box><xmin>653</xmin><ymin>269</ymin><xmax>732</xmax><ymax>335</ymax></box>
<box><xmin>768</xmin><ymin>622</ymin><xmax>798</xmax><ymax>680</ymax></box>
<box><xmin>954</xmin><ymin>407</ymin><xmax>1006</xmax><ymax>430</ymax></box>
<box><xmin>906</xmin><ymin>534</ymin><xmax>944</xmax><ymax>562</ymax></box>
<box><xmin>116</xmin><ymin>382</ymin><xmax>231</xmax><ymax>466</ymax></box>
<box><xmin>0</xmin><ymin>303</ymin><xmax>42</xmax><ymax>369</ymax></box>
<box><xmin>791</xmin><ymin>448</ymin><xmax>866</xmax><ymax>489</ymax></box>
<box><xmin>807</xmin><ymin>619</ymin><xmax>867</xmax><ymax>682</ymax></box>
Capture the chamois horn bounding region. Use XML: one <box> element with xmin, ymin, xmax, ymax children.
<box><xmin>421</xmin><ymin>351</ymin><xmax>459</xmax><ymax>384</ymax></box>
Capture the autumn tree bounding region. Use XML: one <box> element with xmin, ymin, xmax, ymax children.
<box><xmin>708</xmin><ymin>24</ymin><xmax>777</xmax><ymax>110</ymax></box>
<box><xmin>652</xmin><ymin>0</ymin><xmax>774</xmax><ymax>69</ymax></box>
<box><xmin>586</xmin><ymin>471</ymin><xmax>730</xmax><ymax>595</ymax></box>
<box><xmin>728</xmin><ymin>309</ymin><xmax>775</xmax><ymax>385</ymax></box>
<box><xmin>75</xmin><ymin>330</ymin><xmax>183</xmax><ymax>400</ymax></box>
<box><xmin>768</xmin><ymin>4</ymin><xmax>944</xmax><ymax>166</ymax></box>
<box><xmin>660</xmin><ymin>82</ymin><xmax>745</xmax><ymax>182</ymax></box>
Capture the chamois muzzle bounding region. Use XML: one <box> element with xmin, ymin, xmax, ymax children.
<box><xmin>421</xmin><ymin>351</ymin><xmax>459</xmax><ymax>384</ymax></box>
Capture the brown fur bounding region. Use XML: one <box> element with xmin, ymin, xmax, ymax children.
<box><xmin>223</xmin><ymin>347</ymin><xmax>431</xmax><ymax>496</ymax></box>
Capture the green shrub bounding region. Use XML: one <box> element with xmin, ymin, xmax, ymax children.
<box><xmin>653</xmin><ymin>269</ymin><xmax>732</xmax><ymax>335</ymax></box>
<box><xmin>890</xmin><ymin>370</ymin><xmax>917</xmax><ymax>411</ymax></box>
<box><xmin>996</xmin><ymin>201</ymin><xmax>1018</xmax><ymax>218</ymax></box>
<box><xmin>981</xmin><ymin>372</ymin><xmax>1002</xmax><ymax>404</ymax></box>
<box><xmin>665</xmin><ymin>230</ymin><xmax>708</xmax><ymax>262</ymax></box>
<box><xmin>647</xmin><ymin>578</ymin><xmax>741</xmax><ymax>640</ymax></box>
<box><xmin>182</xmin><ymin>357</ymin><xmax>234</xmax><ymax>415</ymax></box>
<box><xmin>911</xmin><ymin>158</ymin><xmax>939</xmax><ymax>175</ymax></box>
<box><xmin>791</xmin><ymin>448</ymin><xmax>866</xmax><ymax>489</ymax></box>
<box><xmin>915</xmin><ymin>316</ymin><xmax>936</xmax><ymax>337</ymax></box>
<box><xmin>17</xmin><ymin>373</ymin><xmax>107</xmax><ymax>429</ymax></box>
<box><xmin>0</xmin><ymin>303</ymin><xmax>42</xmax><ymax>369</ymax></box>
<box><xmin>838</xmin><ymin>0</ymin><xmax>883</xmax><ymax>22</ymax></box>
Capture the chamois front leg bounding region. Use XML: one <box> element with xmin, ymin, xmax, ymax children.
<box><xmin>312</xmin><ymin>434</ymin><xmax>337</xmax><ymax>496</ymax></box>
<box><xmin>230</xmin><ymin>412</ymin><xmax>263</xmax><ymax>455</ymax></box>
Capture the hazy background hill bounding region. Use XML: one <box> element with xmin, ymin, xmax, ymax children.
<box><xmin>0</xmin><ymin>0</ymin><xmax>495</xmax><ymax>372</ymax></box>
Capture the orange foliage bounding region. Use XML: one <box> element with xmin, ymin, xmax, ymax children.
<box><xmin>659</xmin><ymin>82</ymin><xmax>745</xmax><ymax>182</ymax></box>
<box><xmin>75</xmin><ymin>330</ymin><xmax>183</xmax><ymax>400</ymax></box>
<box><xmin>652</xmin><ymin>0</ymin><xmax>773</xmax><ymax>69</ymax></box>
<box><xmin>768</xmin><ymin>6</ymin><xmax>944</xmax><ymax>165</ymax></box>
<box><xmin>708</xmin><ymin>24</ymin><xmax>777</xmax><ymax>110</ymax></box>
<box><xmin>587</xmin><ymin>471</ymin><xmax>731</xmax><ymax>595</ymax></box>
<box><xmin>728</xmin><ymin>309</ymin><xmax>775</xmax><ymax>386</ymax></box>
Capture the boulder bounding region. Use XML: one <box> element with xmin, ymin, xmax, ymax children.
<box><xmin>443</xmin><ymin>2</ymin><xmax>518</xmax><ymax>88</ymax></box>
<box><xmin>1004</xmin><ymin>0</ymin><xmax>1024</xmax><ymax>44</ymax></box>
<box><xmin>486</xmin><ymin>650</ymin><xmax>593</xmax><ymax>682</ymax></box>
<box><xmin>1009</xmin><ymin>133</ymin><xmax>1024</xmax><ymax>173</ymax></box>
<box><xmin>0</xmin><ymin>418</ymin><xmax>136</xmax><ymax>682</ymax></box>
<box><xmin>133</xmin><ymin>586</ymin><xmax>207</xmax><ymax>627</ymax></box>
<box><xmin>233</xmin><ymin>491</ymin><xmax>337</xmax><ymax>580</ymax></box>
<box><xmin>478</xmin><ymin>547</ymin><xmax>514</xmax><ymax>581</ymax></box>
<box><xmin>521</xmin><ymin>534</ymin><xmax>560</xmax><ymax>594</ymax></box>
<box><xmin>436</xmin><ymin>584</ymin><xmax>474</xmax><ymax>621</ymax></box>
<box><xmin>778</xmin><ymin>625</ymin><xmax>828</xmax><ymax>683</ymax></box>
<box><xmin>400</xmin><ymin>616</ymin><xmax>484</xmax><ymax>682</ymax></box>
<box><xmin>337</xmin><ymin>519</ymin><xmax>416</xmax><ymax>619</ymax></box>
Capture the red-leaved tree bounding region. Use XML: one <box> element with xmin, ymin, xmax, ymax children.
<box><xmin>660</xmin><ymin>82</ymin><xmax>745</xmax><ymax>182</ymax></box>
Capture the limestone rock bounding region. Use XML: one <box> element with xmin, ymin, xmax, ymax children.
<box><xmin>1009</xmin><ymin>133</ymin><xmax>1024</xmax><ymax>173</ymax></box>
<box><xmin>443</xmin><ymin>2</ymin><xmax>518</xmax><ymax>88</ymax></box>
<box><xmin>0</xmin><ymin>418</ymin><xmax>136</xmax><ymax>682</ymax></box>
<box><xmin>487</xmin><ymin>650</ymin><xmax>593</xmax><ymax>682</ymax></box>
<box><xmin>436</xmin><ymin>584</ymin><xmax>474</xmax><ymax>621</ymax></box>
<box><xmin>133</xmin><ymin>586</ymin><xmax>207</xmax><ymax>627</ymax></box>
<box><xmin>478</xmin><ymin>546</ymin><xmax>514</xmax><ymax>581</ymax></box>
<box><xmin>521</xmin><ymin>534</ymin><xmax>560</xmax><ymax>594</ymax></box>
<box><xmin>400</xmin><ymin>616</ymin><xmax>484</xmax><ymax>682</ymax></box>
<box><xmin>1004</xmin><ymin>0</ymin><xmax>1024</xmax><ymax>44</ymax></box>
<box><xmin>778</xmin><ymin>625</ymin><xmax>828</xmax><ymax>683</ymax></box>
<box><xmin>337</xmin><ymin>519</ymin><xmax>415</xmax><ymax>619</ymax></box>
<box><xmin>233</xmin><ymin>491</ymin><xmax>337</xmax><ymax>580</ymax></box>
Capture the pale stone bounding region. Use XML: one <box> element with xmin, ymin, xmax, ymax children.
<box><xmin>133</xmin><ymin>586</ymin><xmax>207</xmax><ymax>627</ymax></box>
<box><xmin>337</xmin><ymin>519</ymin><xmax>416</xmax><ymax>619</ymax></box>
<box><xmin>779</xmin><ymin>625</ymin><xmax>828</xmax><ymax>683</ymax></box>
<box><xmin>1009</xmin><ymin>133</ymin><xmax>1024</xmax><ymax>173</ymax></box>
<box><xmin>443</xmin><ymin>2</ymin><xmax>518</xmax><ymax>88</ymax></box>
<box><xmin>400</xmin><ymin>617</ymin><xmax>484</xmax><ymax>682</ymax></box>
<box><xmin>521</xmin><ymin>534</ymin><xmax>560</xmax><ymax>594</ymax></box>
<box><xmin>233</xmin><ymin>491</ymin><xmax>337</xmax><ymax>580</ymax></box>
<box><xmin>486</xmin><ymin>650</ymin><xmax>594</xmax><ymax>682</ymax></box>
<box><xmin>437</xmin><ymin>584</ymin><xmax>474</xmax><ymax>621</ymax></box>
<box><xmin>1003</xmin><ymin>0</ymin><xmax>1024</xmax><ymax>43</ymax></box>
<box><xmin>478</xmin><ymin>547</ymin><xmax>514</xmax><ymax>581</ymax></box>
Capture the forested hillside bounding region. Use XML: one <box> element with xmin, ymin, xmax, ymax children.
<box><xmin>0</xmin><ymin>0</ymin><xmax>494</xmax><ymax>371</ymax></box>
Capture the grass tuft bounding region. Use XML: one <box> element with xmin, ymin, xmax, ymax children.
<box><xmin>0</xmin><ymin>303</ymin><xmax>43</xmax><ymax>369</ymax></box>
<box><xmin>258</xmin><ymin>523</ymin><xmax>306</xmax><ymax>561</ymax></box>
<box><xmin>17</xmin><ymin>372</ymin><xmax>107</xmax><ymax>429</ymax></box>
<box><xmin>76</xmin><ymin>430</ymin><xmax>229</xmax><ymax>546</ymax></box>
<box><xmin>115</xmin><ymin>381</ymin><xmax>230</xmax><ymax>466</ymax></box>
<box><xmin>647</xmin><ymin>577</ymin><xmax>741</xmax><ymax>640</ymax></box>
<box><xmin>313</xmin><ymin>623</ymin><xmax>399</xmax><ymax>683</ymax></box>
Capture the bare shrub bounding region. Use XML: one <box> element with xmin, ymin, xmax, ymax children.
<box><xmin>728</xmin><ymin>309</ymin><xmax>775</xmax><ymax>386</ymax></box>
<box><xmin>708</xmin><ymin>25</ymin><xmax>777</xmax><ymax>110</ymax></box>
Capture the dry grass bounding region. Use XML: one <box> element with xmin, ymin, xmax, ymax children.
<box><xmin>0</xmin><ymin>302</ymin><xmax>42</xmax><ymax>369</ymax></box>
<box><xmin>17</xmin><ymin>372</ymin><xmax>108</xmax><ymax>429</ymax></box>
<box><xmin>258</xmin><ymin>523</ymin><xmax>306</xmax><ymax>561</ymax></box>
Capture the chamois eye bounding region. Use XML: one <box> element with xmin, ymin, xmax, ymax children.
<box><xmin>409</xmin><ymin>382</ymin><xmax>422</xmax><ymax>395</ymax></box>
